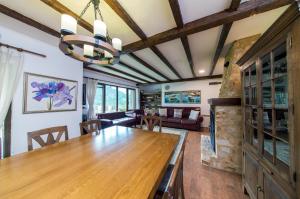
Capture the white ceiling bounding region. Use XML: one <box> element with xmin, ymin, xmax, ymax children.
<box><xmin>0</xmin><ymin>0</ymin><xmax>289</xmax><ymax>83</ymax></box>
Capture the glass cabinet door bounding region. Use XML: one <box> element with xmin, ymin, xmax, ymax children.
<box><xmin>260</xmin><ymin>43</ymin><xmax>290</xmax><ymax>179</ymax></box>
<box><xmin>243</xmin><ymin>63</ymin><xmax>258</xmax><ymax>150</ymax></box>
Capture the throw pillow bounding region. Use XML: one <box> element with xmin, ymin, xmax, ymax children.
<box><xmin>159</xmin><ymin>108</ymin><xmax>167</xmax><ymax>117</ymax></box>
<box><xmin>174</xmin><ymin>109</ymin><xmax>183</xmax><ymax>118</ymax></box>
<box><xmin>189</xmin><ymin>110</ymin><xmax>200</xmax><ymax>120</ymax></box>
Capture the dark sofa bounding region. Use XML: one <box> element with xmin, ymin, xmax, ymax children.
<box><xmin>97</xmin><ymin>112</ymin><xmax>137</xmax><ymax>129</ymax></box>
<box><xmin>158</xmin><ymin>107</ymin><xmax>203</xmax><ymax>131</ymax></box>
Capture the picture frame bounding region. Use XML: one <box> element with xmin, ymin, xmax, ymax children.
<box><xmin>23</xmin><ymin>72</ymin><xmax>78</xmax><ymax>114</ymax></box>
<box><xmin>164</xmin><ymin>90</ymin><xmax>201</xmax><ymax>104</ymax></box>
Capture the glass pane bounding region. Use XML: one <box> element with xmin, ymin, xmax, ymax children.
<box><xmin>275</xmin><ymin>109</ymin><xmax>288</xmax><ymax>142</ymax></box>
<box><xmin>251</xmin><ymin>86</ymin><xmax>257</xmax><ymax>105</ymax></box>
<box><xmin>264</xmin><ymin>134</ymin><xmax>274</xmax><ymax>162</ymax></box>
<box><xmin>250</xmin><ymin>64</ymin><xmax>257</xmax><ymax>85</ymax></box>
<box><xmin>275</xmin><ymin>76</ymin><xmax>288</xmax><ymax>109</ymax></box>
<box><xmin>252</xmin><ymin>109</ymin><xmax>258</xmax><ymax>127</ymax></box>
<box><xmin>94</xmin><ymin>85</ymin><xmax>103</xmax><ymax>114</ymax></box>
<box><xmin>245</xmin><ymin>124</ymin><xmax>251</xmax><ymax>144</ymax></box>
<box><xmin>261</xmin><ymin>54</ymin><xmax>271</xmax><ymax>81</ymax></box>
<box><xmin>128</xmin><ymin>89</ymin><xmax>136</xmax><ymax>110</ymax></box>
<box><xmin>118</xmin><ymin>88</ymin><xmax>127</xmax><ymax>112</ymax></box>
<box><xmin>105</xmin><ymin>85</ymin><xmax>117</xmax><ymax>113</ymax></box>
<box><xmin>275</xmin><ymin>139</ymin><xmax>290</xmax><ymax>166</ymax></box>
<box><xmin>263</xmin><ymin>109</ymin><xmax>272</xmax><ymax>133</ymax></box>
<box><xmin>245</xmin><ymin>87</ymin><xmax>250</xmax><ymax>105</ymax></box>
<box><xmin>245</xmin><ymin>107</ymin><xmax>251</xmax><ymax>124</ymax></box>
<box><xmin>245</xmin><ymin>70</ymin><xmax>250</xmax><ymax>87</ymax></box>
<box><xmin>262</xmin><ymin>80</ymin><xmax>272</xmax><ymax>108</ymax></box>
<box><xmin>273</xmin><ymin>43</ymin><xmax>287</xmax><ymax>78</ymax></box>
<box><xmin>252</xmin><ymin>127</ymin><xmax>258</xmax><ymax>148</ymax></box>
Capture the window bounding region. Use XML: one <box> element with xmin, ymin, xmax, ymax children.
<box><xmin>94</xmin><ymin>84</ymin><xmax>104</xmax><ymax>114</ymax></box>
<box><xmin>86</xmin><ymin>78</ymin><xmax>137</xmax><ymax>113</ymax></box>
<box><xmin>128</xmin><ymin>89</ymin><xmax>136</xmax><ymax>110</ymax></box>
<box><xmin>118</xmin><ymin>87</ymin><xmax>127</xmax><ymax>112</ymax></box>
<box><xmin>105</xmin><ymin>85</ymin><xmax>117</xmax><ymax>113</ymax></box>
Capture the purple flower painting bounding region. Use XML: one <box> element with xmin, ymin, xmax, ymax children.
<box><xmin>31</xmin><ymin>81</ymin><xmax>76</xmax><ymax>110</ymax></box>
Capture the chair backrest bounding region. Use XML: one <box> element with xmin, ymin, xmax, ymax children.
<box><xmin>80</xmin><ymin>120</ymin><xmax>101</xmax><ymax>135</ymax></box>
<box><xmin>27</xmin><ymin>126</ymin><xmax>69</xmax><ymax>151</ymax></box>
<box><xmin>163</xmin><ymin>133</ymin><xmax>187</xmax><ymax>199</ymax></box>
<box><xmin>164</xmin><ymin>151</ymin><xmax>184</xmax><ymax>199</ymax></box>
<box><xmin>140</xmin><ymin>115</ymin><xmax>162</xmax><ymax>132</ymax></box>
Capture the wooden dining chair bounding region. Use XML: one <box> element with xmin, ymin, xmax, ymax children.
<box><xmin>27</xmin><ymin>126</ymin><xmax>69</xmax><ymax>151</ymax></box>
<box><xmin>79</xmin><ymin>120</ymin><xmax>101</xmax><ymax>135</ymax></box>
<box><xmin>140</xmin><ymin>115</ymin><xmax>162</xmax><ymax>132</ymax></box>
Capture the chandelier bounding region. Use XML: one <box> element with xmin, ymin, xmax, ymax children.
<box><xmin>59</xmin><ymin>0</ymin><xmax>121</xmax><ymax>65</ymax></box>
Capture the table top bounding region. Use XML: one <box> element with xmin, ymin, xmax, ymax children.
<box><xmin>0</xmin><ymin>126</ymin><xmax>179</xmax><ymax>199</ymax></box>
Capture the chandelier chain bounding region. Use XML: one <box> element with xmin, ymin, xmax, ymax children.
<box><xmin>78</xmin><ymin>0</ymin><xmax>93</xmax><ymax>20</ymax></box>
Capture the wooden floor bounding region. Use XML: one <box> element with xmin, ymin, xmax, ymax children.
<box><xmin>183</xmin><ymin>131</ymin><xmax>249</xmax><ymax>199</ymax></box>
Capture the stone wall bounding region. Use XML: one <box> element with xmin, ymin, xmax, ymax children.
<box><xmin>219</xmin><ymin>34</ymin><xmax>260</xmax><ymax>98</ymax></box>
<box><xmin>201</xmin><ymin>35</ymin><xmax>260</xmax><ymax>174</ymax></box>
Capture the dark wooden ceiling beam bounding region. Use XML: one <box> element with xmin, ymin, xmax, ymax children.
<box><xmin>0</xmin><ymin>4</ymin><xmax>60</xmax><ymax>38</ymax></box>
<box><xmin>168</xmin><ymin>0</ymin><xmax>196</xmax><ymax>77</ymax></box>
<box><xmin>104</xmin><ymin>0</ymin><xmax>182</xmax><ymax>79</ymax></box>
<box><xmin>41</xmin><ymin>0</ymin><xmax>93</xmax><ymax>32</ymax></box>
<box><xmin>209</xmin><ymin>0</ymin><xmax>241</xmax><ymax>76</ymax></box>
<box><xmin>84</xmin><ymin>66</ymin><xmax>140</xmax><ymax>84</ymax></box>
<box><xmin>124</xmin><ymin>0</ymin><xmax>293</xmax><ymax>52</ymax></box>
<box><xmin>138</xmin><ymin>74</ymin><xmax>223</xmax><ymax>86</ymax></box>
<box><xmin>129</xmin><ymin>53</ymin><xmax>171</xmax><ymax>81</ymax></box>
<box><xmin>119</xmin><ymin>61</ymin><xmax>160</xmax><ymax>82</ymax></box>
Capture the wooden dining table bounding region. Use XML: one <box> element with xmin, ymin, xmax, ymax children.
<box><xmin>0</xmin><ymin>126</ymin><xmax>179</xmax><ymax>199</ymax></box>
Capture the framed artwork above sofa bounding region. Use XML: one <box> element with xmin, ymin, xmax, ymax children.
<box><xmin>164</xmin><ymin>90</ymin><xmax>201</xmax><ymax>104</ymax></box>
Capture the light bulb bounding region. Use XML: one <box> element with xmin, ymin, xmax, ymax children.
<box><xmin>94</xmin><ymin>20</ymin><xmax>107</xmax><ymax>40</ymax></box>
<box><xmin>112</xmin><ymin>38</ymin><xmax>122</xmax><ymax>51</ymax></box>
<box><xmin>61</xmin><ymin>14</ymin><xmax>77</xmax><ymax>35</ymax></box>
<box><xmin>84</xmin><ymin>45</ymin><xmax>94</xmax><ymax>57</ymax></box>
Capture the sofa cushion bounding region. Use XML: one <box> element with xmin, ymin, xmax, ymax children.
<box><xmin>189</xmin><ymin>110</ymin><xmax>200</xmax><ymax>120</ymax></box>
<box><xmin>158</xmin><ymin>108</ymin><xmax>167</xmax><ymax>117</ymax></box>
<box><xmin>174</xmin><ymin>109</ymin><xmax>183</xmax><ymax>118</ymax></box>
<box><xmin>167</xmin><ymin>117</ymin><xmax>182</xmax><ymax>123</ymax></box>
<box><xmin>181</xmin><ymin>119</ymin><xmax>197</xmax><ymax>125</ymax></box>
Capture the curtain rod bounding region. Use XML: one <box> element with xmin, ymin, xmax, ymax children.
<box><xmin>0</xmin><ymin>42</ymin><xmax>46</xmax><ymax>58</ymax></box>
<box><xmin>83</xmin><ymin>76</ymin><xmax>138</xmax><ymax>88</ymax></box>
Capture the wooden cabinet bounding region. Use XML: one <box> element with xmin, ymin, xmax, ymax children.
<box><xmin>238</xmin><ymin>4</ymin><xmax>300</xmax><ymax>199</ymax></box>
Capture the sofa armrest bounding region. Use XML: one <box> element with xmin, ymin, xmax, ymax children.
<box><xmin>197</xmin><ymin>115</ymin><xmax>204</xmax><ymax>124</ymax></box>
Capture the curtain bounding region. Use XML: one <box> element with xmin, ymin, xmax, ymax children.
<box><xmin>86</xmin><ymin>79</ymin><xmax>98</xmax><ymax>119</ymax></box>
<box><xmin>0</xmin><ymin>47</ymin><xmax>24</xmax><ymax>127</ymax></box>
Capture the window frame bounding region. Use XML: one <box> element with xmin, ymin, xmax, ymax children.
<box><xmin>83</xmin><ymin>81</ymin><xmax>137</xmax><ymax>113</ymax></box>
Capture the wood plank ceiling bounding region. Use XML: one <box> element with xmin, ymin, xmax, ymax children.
<box><xmin>0</xmin><ymin>0</ymin><xmax>293</xmax><ymax>84</ymax></box>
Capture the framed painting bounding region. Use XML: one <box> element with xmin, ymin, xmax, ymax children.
<box><xmin>23</xmin><ymin>72</ymin><xmax>78</xmax><ymax>114</ymax></box>
<box><xmin>164</xmin><ymin>90</ymin><xmax>201</xmax><ymax>104</ymax></box>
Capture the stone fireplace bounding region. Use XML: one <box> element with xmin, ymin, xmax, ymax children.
<box><xmin>201</xmin><ymin>35</ymin><xmax>260</xmax><ymax>174</ymax></box>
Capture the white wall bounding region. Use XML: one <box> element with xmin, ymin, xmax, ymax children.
<box><xmin>0</xmin><ymin>14</ymin><xmax>83</xmax><ymax>155</ymax></box>
<box><xmin>140</xmin><ymin>79</ymin><xmax>222</xmax><ymax>127</ymax></box>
